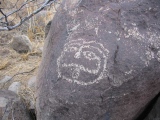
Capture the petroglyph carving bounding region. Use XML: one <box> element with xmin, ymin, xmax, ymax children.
<box><xmin>57</xmin><ymin>40</ymin><xmax>109</xmax><ymax>85</ymax></box>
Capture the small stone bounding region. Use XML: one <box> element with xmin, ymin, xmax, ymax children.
<box><xmin>39</xmin><ymin>47</ymin><xmax>43</xmax><ymax>52</ymax></box>
<box><xmin>0</xmin><ymin>97</ymin><xmax>8</xmax><ymax>107</ymax></box>
<box><xmin>8</xmin><ymin>82</ymin><xmax>21</xmax><ymax>94</ymax></box>
<box><xmin>28</xmin><ymin>76</ymin><xmax>36</xmax><ymax>91</ymax></box>
<box><xmin>0</xmin><ymin>76</ymin><xmax>11</xmax><ymax>84</ymax></box>
<box><xmin>36</xmin><ymin>47</ymin><xmax>43</xmax><ymax>55</ymax></box>
<box><xmin>10</xmin><ymin>35</ymin><xmax>32</xmax><ymax>53</ymax></box>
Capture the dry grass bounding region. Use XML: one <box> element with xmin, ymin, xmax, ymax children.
<box><xmin>0</xmin><ymin>44</ymin><xmax>41</xmax><ymax>108</ymax></box>
<box><xmin>0</xmin><ymin>18</ymin><xmax>46</xmax><ymax>110</ymax></box>
<box><xmin>19</xmin><ymin>85</ymin><xmax>36</xmax><ymax>108</ymax></box>
<box><xmin>0</xmin><ymin>30</ymin><xmax>43</xmax><ymax>107</ymax></box>
<box><xmin>0</xmin><ymin>48</ymin><xmax>41</xmax><ymax>83</ymax></box>
<box><xmin>0</xmin><ymin>60</ymin><xmax>10</xmax><ymax>70</ymax></box>
<box><xmin>26</xmin><ymin>10</ymin><xmax>54</xmax><ymax>41</ymax></box>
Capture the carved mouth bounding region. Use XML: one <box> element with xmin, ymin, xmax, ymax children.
<box><xmin>62</xmin><ymin>63</ymin><xmax>100</xmax><ymax>74</ymax></box>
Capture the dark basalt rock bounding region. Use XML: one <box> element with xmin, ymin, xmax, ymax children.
<box><xmin>0</xmin><ymin>90</ymin><xmax>31</xmax><ymax>120</ymax></box>
<box><xmin>36</xmin><ymin>0</ymin><xmax>160</xmax><ymax>120</ymax></box>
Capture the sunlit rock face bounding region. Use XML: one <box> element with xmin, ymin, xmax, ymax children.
<box><xmin>36</xmin><ymin>0</ymin><xmax>160</xmax><ymax>120</ymax></box>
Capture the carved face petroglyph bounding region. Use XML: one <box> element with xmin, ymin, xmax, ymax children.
<box><xmin>57</xmin><ymin>40</ymin><xmax>109</xmax><ymax>85</ymax></box>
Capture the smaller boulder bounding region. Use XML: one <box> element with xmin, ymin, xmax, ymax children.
<box><xmin>0</xmin><ymin>90</ymin><xmax>31</xmax><ymax>120</ymax></box>
<box><xmin>0</xmin><ymin>76</ymin><xmax>11</xmax><ymax>84</ymax></box>
<box><xmin>8</xmin><ymin>82</ymin><xmax>21</xmax><ymax>94</ymax></box>
<box><xmin>10</xmin><ymin>35</ymin><xmax>32</xmax><ymax>53</ymax></box>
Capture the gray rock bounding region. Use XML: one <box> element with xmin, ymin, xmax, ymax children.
<box><xmin>0</xmin><ymin>97</ymin><xmax>8</xmax><ymax>107</ymax></box>
<box><xmin>28</xmin><ymin>76</ymin><xmax>36</xmax><ymax>90</ymax></box>
<box><xmin>10</xmin><ymin>35</ymin><xmax>32</xmax><ymax>53</ymax></box>
<box><xmin>8</xmin><ymin>82</ymin><xmax>21</xmax><ymax>94</ymax></box>
<box><xmin>0</xmin><ymin>90</ymin><xmax>31</xmax><ymax>120</ymax></box>
<box><xmin>0</xmin><ymin>76</ymin><xmax>11</xmax><ymax>84</ymax></box>
<box><xmin>36</xmin><ymin>47</ymin><xmax>43</xmax><ymax>54</ymax></box>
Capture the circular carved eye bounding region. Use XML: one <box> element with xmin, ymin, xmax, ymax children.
<box><xmin>83</xmin><ymin>51</ymin><xmax>97</xmax><ymax>60</ymax></box>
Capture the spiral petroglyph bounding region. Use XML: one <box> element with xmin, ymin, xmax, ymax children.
<box><xmin>57</xmin><ymin>39</ymin><xmax>109</xmax><ymax>85</ymax></box>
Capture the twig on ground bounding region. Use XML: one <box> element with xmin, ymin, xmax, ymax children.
<box><xmin>0</xmin><ymin>0</ymin><xmax>58</xmax><ymax>31</ymax></box>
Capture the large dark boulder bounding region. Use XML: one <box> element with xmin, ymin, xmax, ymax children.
<box><xmin>36</xmin><ymin>0</ymin><xmax>160</xmax><ymax>120</ymax></box>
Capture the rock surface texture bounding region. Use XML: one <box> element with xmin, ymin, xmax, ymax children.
<box><xmin>0</xmin><ymin>90</ymin><xmax>31</xmax><ymax>120</ymax></box>
<box><xmin>10</xmin><ymin>35</ymin><xmax>32</xmax><ymax>53</ymax></box>
<box><xmin>36</xmin><ymin>0</ymin><xmax>160</xmax><ymax>120</ymax></box>
<box><xmin>8</xmin><ymin>82</ymin><xmax>21</xmax><ymax>94</ymax></box>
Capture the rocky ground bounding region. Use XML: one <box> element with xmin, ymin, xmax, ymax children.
<box><xmin>0</xmin><ymin>34</ymin><xmax>42</xmax><ymax>109</ymax></box>
<box><xmin>0</xmin><ymin>1</ymin><xmax>61</xmax><ymax>119</ymax></box>
<box><xmin>0</xmin><ymin>9</ymin><xmax>54</xmax><ymax>111</ymax></box>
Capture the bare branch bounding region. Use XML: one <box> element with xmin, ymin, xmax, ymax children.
<box><xmin>0</xmin><ymin>0</ymin><xmax>58</xmax><ymax>31</ymax></box>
